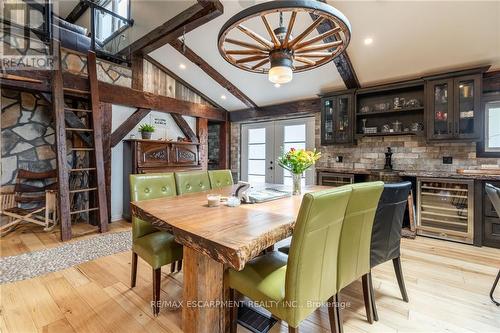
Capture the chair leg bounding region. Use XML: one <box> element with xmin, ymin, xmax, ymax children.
<box><xmin>335</xmin><ymin>294</ymin><xmax>344</xmax><ymax>333</ymax></box>
<box><xmin>288</xmin><ymin>325</ymin><xmax>298</xmax><ymax>333</ymax></box>
<box><xmin>362</xmin><ymin>274</ymin><xmax>374</xmax><ymax>324</ymax></box>
<box><xmin>170</xmin><ymin>261</ymin><xmax>176</xmax><ymax>273</ymax></box>
<box><xmin>490</xmin><ymin>269</ymin><xmax>500</xmax><ymax>306</ymax></box>
<box><xmin>130</xmin><ymin>252</ymin><xmax>138</xmax><ymax>288</ymax></box>
<box><xmin>229</xmin><ymin>288</ymin><xmax>238</xmax><ymax>333</ymax></box>
<box><xmin>393</xmin><ymin>257</ymin><xmax>409</xmax><ymax>302</ymax></box>
<box><xmin>152</xmin><ymin>268</ymin><xmax>161</xmax><ymax>316</ymax></box>
<box><xmin>177</xmin><ymin>259</ymin><xmax>183</xmax><ymax>272</ymax></box>
<box><xmin>368</xmin><ymin>272</ymin><xmax>379</xmax><ymax>321</ymax></box>
<box><xmin>327</xmin><ymin>296</ymin><xmax>340</xmax><ymax>333</ymax></box>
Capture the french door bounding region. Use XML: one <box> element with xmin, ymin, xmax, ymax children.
<box><xmin>241</xmin><ymin>117</ymin><xmax>316</xmax><ymax>185</ymax></box>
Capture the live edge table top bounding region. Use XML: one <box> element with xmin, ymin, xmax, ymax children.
<box><xmin>130</xmin><ymin>184</ymin><xmax>326</xmax><ymax>270</ymax></box>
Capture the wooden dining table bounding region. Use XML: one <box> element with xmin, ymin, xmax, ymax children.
<box><xmin>131</xmin><ymin>184</ymin><xmax>324</xmax><ymax>333</ymax></box>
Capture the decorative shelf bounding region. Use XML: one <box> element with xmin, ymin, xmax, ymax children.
<box><xmin>356</xmin><ymin>106</ymin><xmax>424</xmax><ymax>117</ymax></box>
<box><xmin>356</xmin><ymin>131</ymin><xmax>424</xmax><ymax>138</ymax></box>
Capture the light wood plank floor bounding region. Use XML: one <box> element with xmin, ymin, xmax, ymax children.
<box><xmin>0</xmin><ymin>219</ymin><xmax>131</xmax><ymax>257</ymax></box>
<box><xmin>1</xmin><ymin>232</ymin><xmax>499</xmax><ymax>332</ymax></box>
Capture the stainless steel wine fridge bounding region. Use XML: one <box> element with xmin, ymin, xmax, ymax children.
<box><xmin>417</xmin><ymin>177</ymin><xmax>474</xmax><ymax>244</ymax></box>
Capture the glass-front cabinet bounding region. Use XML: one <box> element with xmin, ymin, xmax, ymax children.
<box><xmin>321</xmin><ymin>92</ymin><xmax>354</xmax><ymax>145</ymax></box>
<box><xmin>427</xmin><ymin>74</ymin><xmax>481</xmax><ymax>141</ymax></box>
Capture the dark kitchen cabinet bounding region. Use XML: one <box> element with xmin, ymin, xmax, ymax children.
<box><xmin>321</xmin><ymin>92</ymin><xmax>354</xmax><ymax>145</ymax></box>
<box><xmin>482</xmin><ymin>181</ymin><xmax>500</xmax><ymax>248</ymax></box>
<box><xmin>426</xmin><ymin>74</ymin><xmax>481</xmax><ymax>141</ymax></box>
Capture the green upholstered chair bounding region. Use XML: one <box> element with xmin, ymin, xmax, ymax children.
<box><xmin>334</xmin><ymin>181</ymin><xmax>384</xmax><ymax>332</ymax></box>
<box><xmin>174</xmin><ymin>171</ymin><xmax>211</xmax><ymax>195</ymax></box>
<box><xmin>130</xmin><ymin>173</ymin><xmax>183</xmax><ymax>316</ymax></box>
<box><xmin>228</xmin><ymin>186</ymin><xmax>353</xmax><ymax>333</ymax></box>
<box><xmin>208</xmin><ymin>169</ymin><xmax>234</xmax><ymax>189</ymax></box>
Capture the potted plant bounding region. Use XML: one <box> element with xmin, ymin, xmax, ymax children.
<box><xmin>138</xmin><ymin>124</ymin><xmax>155</xmax><ymax>139</ymax></box>
<box><xmin>277</xmin><ymin>148</ymin><xmax>321</xmax><ymax>195</ymax></box>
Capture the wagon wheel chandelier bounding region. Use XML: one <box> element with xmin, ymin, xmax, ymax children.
<box><xmin>217</xmin><ymin>0</ymin><xmax>351</xmax><ymax>85</ymax></box>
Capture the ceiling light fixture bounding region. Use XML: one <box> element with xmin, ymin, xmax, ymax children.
<box><xmin>221</xmin><ymin>95</ymin><xmax>227</xmax><ymax>100</ymax></box>
<box><xmin>364</xmin><ymin>37</ymin><xmax>373</xmax><ymax>45</ymax></box>
<box><xmin>179</xmin><ymin>63</ymin><xmax>186</xmax><ymax>69</ymax></box>
<box><xmin>218</xmin><ymin>0</ymin><xmax>351</xmax><ymax>85</ymax></box>
<box><xmin>274</xmin><ymin>83</ymin><xmax>281</xmax><ymax>88</ymax></box>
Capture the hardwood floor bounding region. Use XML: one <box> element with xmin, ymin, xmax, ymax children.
<box><xmin>1</xmin><ymin>231</ymin><xmax>499</xmax><ymax>332</ymax></box>
<box><xmin>0</xmin><ymin>219</ymin><xmax>130</xmax><ymax>257</ymax></box>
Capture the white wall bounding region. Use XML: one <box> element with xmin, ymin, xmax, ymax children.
<box><xmin>110</xmin><ymin>105</ymin><xmax>196</xmax><ymax>221</ymax></box>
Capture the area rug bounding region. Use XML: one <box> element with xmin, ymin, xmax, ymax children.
<box><xmin>0</xmin><ymin>230</ymin><xmax>132</xmax><ymax>284</ymax></box>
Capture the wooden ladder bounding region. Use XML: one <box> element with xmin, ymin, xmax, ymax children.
<box><xmin>51</xmin><ymin>43</ymin><xmax>109</xmax><ymax>241</ymax></box>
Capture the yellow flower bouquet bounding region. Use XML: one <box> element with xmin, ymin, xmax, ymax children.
<box><xmin>277</xmin><ymin>148</ymin><xmax>321</xmax><ymax>194</ymax></box>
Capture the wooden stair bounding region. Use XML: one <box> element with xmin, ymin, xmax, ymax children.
<box><xmin>52</xmin><ymin>41</ymin><xmax>109</xmax><ymax>241</ymax></box>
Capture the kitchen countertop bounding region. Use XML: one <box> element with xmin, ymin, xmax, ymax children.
<box><xmin>317</xmin><ymin>167</ymin><xmax>500</xmax><ymax>181</ymax></box>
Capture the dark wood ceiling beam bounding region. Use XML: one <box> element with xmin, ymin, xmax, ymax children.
<box><xmin>98</xmin><ymin>81</ymin><xmax>227</xmax><ymax>121</ymax></box>
<box><xmin>118</xmin><ymin>0</ymin><xmax>223</xmax><ymax>57</ymax></box>
<box><xmin>230</xmin><ymin>98</ymin><xmax>321</xmax><ymax>122</ymax></box>
<box><xmin>170</xmin><ymin>39</ymin><xmax>259</xmax><ymax>110</ymax></box>
<box><xmin>65</xmin><ymin>0</ymin><xmax>92</xmax><ymax>23</ymax></box>
<box><xmin>171</xmin><ymin>113</ymin><xmax>199</xmax><ymax>143</ymax></box>
<box><xmin>111</xmin><ymin>108</ymin><xmax>151</xmax><ymax>147</ymax></box>
<box><xmin>310</xmin><ymin>1</ymin><xmax>360</xmax><ymax>89</ymax></box>
<box><xmin>143</xmin><ymin>55</ymin><xmax>225</xmax><ymax>110</ymax></box>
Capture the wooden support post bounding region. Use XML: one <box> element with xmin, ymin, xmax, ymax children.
<box><xmin>131</xmin><ymin>55</ymin><xmax>144</xmax><ymax>90</ymax></box>
<box><xmin>101</xmin><ymin>102</ymin><xmax>112</xmax><ymax>220</ymax></box>
<box><xmin>52</xmin><ymin>42</ymin><xmax>71</xmax><ymax>241</ymax></box>
<box><xmin>219</xmin><ymin>121</ymin><xmax>229</xmax><ymax>169</ymax></box>
<box><xmin>182</xmin><ymin>246</ymin><xmax>227</xmax><ymax>333</ymax></box>
<box><xmin>197</xmin><ymin>118</ymin><xmax>208</xmax><ymax>170</ymax></box>
<box><xmin>87</xmin><ymin>51</ymin><xmax>109</xmax><ymax>232</ymax></box>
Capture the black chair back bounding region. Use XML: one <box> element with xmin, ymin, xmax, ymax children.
<box><xmin>485</xmin><ymin>183</ymin><xmax>500</xmax><ymax>218</ymax></box>
<box><xmin>370</xmin><ymin>181</ymin><xmax>412</xmax><ymax>268</ymax></box>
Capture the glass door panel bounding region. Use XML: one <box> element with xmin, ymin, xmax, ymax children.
<box><xmin>432</xmin><ymin>82</ymin><xmax>451</xmax><ymax>136</ymax></box>
<box><xmin>335</xmin><ymin>95</ymin><xmax>351</xmax><ymax>143</ymax></box>
<box><xmin>241</xmin><ymin>123</ymin><xmax>274</xmax><ymax>184</ymax></box>
<box><xmin>323</xmin><ymin>99</ymin><xmax>335</xmax><ymax>143</ymax></box>
<box><xmin>457</xmin><ymin>80</ymin><xmax>475</xmax><ymax>135</ymax></box>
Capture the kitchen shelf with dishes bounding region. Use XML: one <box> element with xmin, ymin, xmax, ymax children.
<box><xmin>319</xmin><ymin>67</ymin><xmax>487</xmax><ymax>145</ymax></box>
<box><xmin>355</xmin><ymin>80</ymin><xmax>425</xmax><ymax>138</ymax></box>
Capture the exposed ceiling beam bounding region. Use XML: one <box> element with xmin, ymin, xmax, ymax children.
<box><xmin>311</xmin><ymin>1</ymin><xmax>360</xmax><ymax>89</ymax></box>
<box><xmin>111</xmin><ymin>108</ymin><xmax>151</xmax><ymax>147</ymax></box>
<box><xmin>230</xmin><ymin>98</ymin><xmax>321</xmax><ymax>122</ymax></box>
<box><xmin>65</xmin><ymin>0</ymin><xmax>92</xmax><ymax>23</ymax></box>
<box><xmin>170</xmin><ymin>39</ymin><xmax>259</xmax><ymax>110</ymax></box>
<box><xmin>144</xmin><ymin>55</ymin><xmax>226</xmax><ymax>111</ymax></box>
<box><xmin>118</xmin><ymin>0</ymin><xmax>223</xmax><ymax>57</ymax></box>
<box><xmin>0</xmin><ymin>69</ymin><xmax>227</xmax><ymax>121</ymax></box>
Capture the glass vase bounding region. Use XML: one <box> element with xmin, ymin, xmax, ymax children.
<box><xmin>292</xmin><ymin>173</ymin><xmax>302</xmax><ymax>196</ymax></box>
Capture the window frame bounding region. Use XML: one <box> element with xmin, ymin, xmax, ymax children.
<box><xmin>94</xmin><ymin>0</ymin><xmax>131</xmax><ymax>45</ymax></box>
<box><xmin>477</xmin><ymin>92</ymin><xmax>500</xmax><ymax>158</ymax></box>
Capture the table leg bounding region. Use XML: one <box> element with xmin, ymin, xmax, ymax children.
<box><xmin>182</xmin><ymin>246</ymin><xmax>229</xmax><ymax>333</ymax></box>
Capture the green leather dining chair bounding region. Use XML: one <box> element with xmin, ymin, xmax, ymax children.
<box><xmin>334</xmin><ymin>181</ymin><xmax>384</xmax><ymax>332</ymax></box>
<box><xmin>174</xmin><ymin>170</ymin><xmax>211</xmax><ymax>195</ymax></box>
<box><xmin>228</xmin><ymin>186</ymin><xmax>353</xmax><ymax>333</ymax></box>
<box><xmin>130</xmin><ymin>173</ymin><xmax>183</xmax><ymax>316</ymax></box>
<box><xmin>208</xmin><ymin>169</ymin><xmax>234</xmax><ymax>189</ymax></box>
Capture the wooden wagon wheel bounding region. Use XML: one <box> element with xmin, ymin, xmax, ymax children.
<box><xmin>217</xmin><ymin>0</ymin><xmax>351</xmax><ymax>80</ymax></box>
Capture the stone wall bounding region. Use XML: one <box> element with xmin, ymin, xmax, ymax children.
<box><xmin>1</xmin><ymin>89</ymin><xmax>57</xmax><ymax>188</ymax></box>
<box><xmin>230</xmin><ymin>122</ymin><xmax>241</xmax><ymax>180</ymax></box>
<box><xmin>208</xmin><ymin>123</ymin><xmax>220</xmax><ymax>170</ymax></box>
<box><xmin>313</xmin><ymin>113</ymin><xmax>500</xmax><ymax>171</ymax></box>
<box><xmin>62</xmin><ymin>49</ymin><xmax>132</xmax><ymax>87</ymax></box>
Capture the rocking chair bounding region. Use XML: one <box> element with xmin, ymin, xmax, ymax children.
<box><xmin>0</xmin><ymin>169</ymin><xmax>58</xmax><ymax>236</ymax></box>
